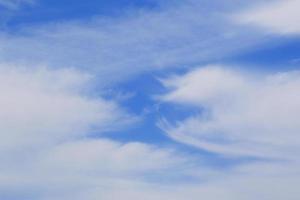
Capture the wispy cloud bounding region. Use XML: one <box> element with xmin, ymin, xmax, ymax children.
<box><xmin>234</xmin><ymin>0</ymin><xmax>300</xmax><ymax>35</ymax></box>
<box><xmin>160</xmin><ymin>66</ymin><xmax>300</xmax><ymax>158</ymax></box>
<box><xmin>0</xmin><ymin>63</ymin><xmax>199</xmax><ymax>200</ymax></box>
<box><xmin>1</xmin><ymin>1</ymin><xmax>299</xmax><ymax>199</ymax></box>
<box><xmin>1</xmin><ymin>138</ymin><xmax>197</xmax><ymax>200</ymax></box>
<box><xmin>0</xmin><ymin>64</ymin><xmax>135</xmax><ymax>153</ymax></box>
<box><xmin>0</xmin><ymin>0</ymin><xmax>264</xmax><ymax>86</ymax></box>
<box><xmin>156</xmin><ymin>65</ymin><xmax>300</xmax><ymax>199</ymax></box>
<box><xmin>0</xmin><ymin>0</ymin><xmax>34</xmax><ymax>10</ymax></box>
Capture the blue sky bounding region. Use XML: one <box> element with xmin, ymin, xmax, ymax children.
<box><xmin>2</xmin><ymin>0</ymin><xmax>159</xmax><ymax>26</ymax></box>
<box><xmin>0</xmin><ymin>0</ymin><xmax>300</xmax><ymax>199</ymax></box>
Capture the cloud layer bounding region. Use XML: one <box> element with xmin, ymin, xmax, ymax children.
<box><xmin>0</xmin><ymin>0</ymin><xmax>264</xmax><ymax>85</ymax></box>
<box><xmin>157</xmin><ymin>65</ymin><xmax>300</xmax><ymax>199</ymax></box>
<box><xmin>0</xmin><ymin>64</ymin><xmax>198</xmax><ymax>200</ymax></box>
<box><xmin>1</xmin><ymin>0</ymin><xmax>300</xmax><ymax>199</ymax></box>
<box><xmin>160</xmin><ymin>66</ymin><xmax>300</xmax><ymax>158</ymax></box>
<box><xmin>0</xmin><ymin>65</ymin><xmax>134</xmax><ymax>153</ymax></box>
<box><xmin>235</xmin><ymin>0</ymin><xmax>300</xmax><ymax>35</ymax></box>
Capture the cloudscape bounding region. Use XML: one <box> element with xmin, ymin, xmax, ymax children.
<box><xmin>0</xmin><ymin>0</ymin><xmax>299</xmax><ymax>199</ymax></box>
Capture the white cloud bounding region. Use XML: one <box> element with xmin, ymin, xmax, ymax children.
<box><xmin>0</xmin><ymin>0</ymin><xmax>263</xmax><ymax>85</ymax></box>
<box><xmin>0</xmin><ymin>138</ymin><xmax>196</xmax><ymax>200</ymax></box>
<box><xmin>155</xmin><ymin>65</ymin><xmax>300</xmax><ymax>200</ymax></box>
<box><xmin>0</xmin><ymin>64</ymin><xmax>134</xmax><ymax>153</ymax></box>
<box><xmin>3</xmin><ymin>136</ymin><xmax>300</xmax><ymax>200</ymax></box>
<box><xmin>160</xmin><ymin>66</ymin><xmax>300</xmax><ymax>158</ymax></box>
<box><xmin>0</xmin><ymin>65</ymin><xmax>299</xmax><ymax>200</ymax></box>
<box><xmin>1</xmin><ymin>1</ymin><xmax>299</xmax><ymax>198</ymax></box>
<box><xmin>40</xmin><ymin>139</ymin><xmax>188</xmax><ymax>174</ymax></box>
<box><xmin>0</xmin><ymin>63</ymin><xmax>199</xmax><ymax>200</ymax></box>
<box><xmin>235</xmin><ymin>0</ymin><xmax>300</xmax><ymax>35</ymax></box>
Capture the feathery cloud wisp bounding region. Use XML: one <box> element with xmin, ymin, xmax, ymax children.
<box><xmin>160</xmin><ymin>66</ymin><xmax>300</xmax><ymax>158</ymax></box>
<box><xmin>0</xmin><ymin>0</ymin><xmax>34</xmax><ymax>9</ymax></box>
<box><xmin>235</xmin><ymin>0</ymin><xmax>300</xmax><ymax>35</ymax></box>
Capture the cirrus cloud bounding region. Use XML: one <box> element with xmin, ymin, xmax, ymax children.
<box><xmin>160</xmin><ymin>66</ymin><xmax>300</xmax><ymax>158</ymax></box>
<box><xmin>235</xmin><ymin>0</ymin><xmax>300</xmax><ymax>35</ymax></box>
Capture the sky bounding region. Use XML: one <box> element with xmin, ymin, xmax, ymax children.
<box><xmin>0</xmin><ymin>0</ymin><xmax>300</xmax><ymax>199</ymax></box>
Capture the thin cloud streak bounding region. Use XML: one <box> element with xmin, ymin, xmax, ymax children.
<box><xmin>1</xmin><ymin>0</ymin><xmax>299</xmax><ymax>199</ymax></box>
<box><xmin>0</xmin><ymin>0</ymin><xmax>265</xmax><ymax>86</ymax></box>
<box><xmin>0</xmin><ymin>0</ymin><xmax>34</xmax><ymax>10</ymax></box>
<box><xmin>160</xmin><ymin>66</ymin><xmax>300</xmax><ymax>158</ymax></box>
<box><xmin>234</xmin><ymin>0</ymin><xmax>300</xmax><ymax>35</ymax></box>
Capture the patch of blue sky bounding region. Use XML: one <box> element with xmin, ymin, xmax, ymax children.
<box><xmin>228</xmin><ymin>37</ymin><xmax>300</xmax><ymax>71</ymax></box>
<box><xmin>1</xmin><ymin>0</ymin><xmax>161</xmax><ymax>28</ymax></box>
<box><xmin>96</xmin><ymin>70</ymin><xmax>262</xmax><ymax>171</ymax></box>
<box><xmin>93</xmin><ymin>72</ymin><xmax>177</xmax><ymax>144</ymax></box>
<box><xmin>102</xmin><ymin>35</ymin><xmax>300</xmax><ymax>146</ymax></box>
